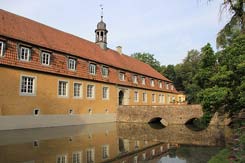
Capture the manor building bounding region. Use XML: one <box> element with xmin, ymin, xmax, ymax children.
<box><xmin>0</xmin><ymin>9</ymin><xmax>185</xmax><ymax>130</ymax></box>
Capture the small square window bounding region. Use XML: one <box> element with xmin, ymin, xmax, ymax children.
<box><xmin>41</xmin><ymin>51</ymin><xmax>51</xmax><ymax>65</ymax></box>
<box><xmin>141</xmin><ymin>77</ymin><xmax>146</xmax><ymax>85</ymax></box>
<box><xmin>68</xmin><ymin>58</ymin><xmax>76</xmax><ymax>70</ymax></box>
<box><xmin>119</xmin><ymin>72</ymin><xmax>125</xmax><ymax>81</ymax></box>
<box><xmin>159</xmin><ymin>81</ymin><xmax>162</xmax><ymax>88</ymax></box>
<box><xmin>89</xmin><ymin>63</ymin><xmax>96</xmax><ymax>75</ymax></box>
<box><xmin>133</xmin><ymin>75</ymin><xmax>138</xmax><ymax>84</ymax></box>
<box><xmin>151</xmin><ymin>79</ymin><xmax>155</xmax><ymax>87</ymax></box>
<box><xmin>102</xmin><ymin>66</ymin><xmax>109</xmax><ymax>77</ymax></box>
<box><xmin>19</xmin><ymin>46</ymin><xmax>31</xmax><ymax>61</ymax></box>
<box><xmin>33</xmin><ymin>108</ymin><xmax>40</xmax><ymax>116</ymax></box>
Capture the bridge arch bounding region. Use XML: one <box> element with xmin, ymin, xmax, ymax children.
<box><xmin>148</xmin><ymin>117</ymin><xmax>168</xmax><ymax>127</ymax></box>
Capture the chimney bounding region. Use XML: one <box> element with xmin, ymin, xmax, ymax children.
<box><xmin>116</xmin><ymin>46</ymin><xmax>122</xmax><ymax>54</ymax></box>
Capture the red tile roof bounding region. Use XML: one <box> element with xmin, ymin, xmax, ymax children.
<box><xmin>0</xmin><ymin>9</ymin><xmax>171</xmax><ymax>82</ymax></box>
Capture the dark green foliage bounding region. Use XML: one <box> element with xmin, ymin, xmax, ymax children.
<box><xmin>131</xmin><ymin>52</ymin><xmax>162</xmax><ymax>73</ymax></box>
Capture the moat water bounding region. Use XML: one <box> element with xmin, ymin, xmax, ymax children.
<box><xmin>0</xmin><ymin>122</ymin><xmax>231</xmax><ymax>163</ymax></box>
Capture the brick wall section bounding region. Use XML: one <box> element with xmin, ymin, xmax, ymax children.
<box><xmin>117</xmin><ymin>104</ymin><xmax>203</xmax><ymax>125</ymax></box>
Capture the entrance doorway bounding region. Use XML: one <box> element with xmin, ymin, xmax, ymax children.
<box><xmin>119</xmin><ymin>90</ymin><xmax>124</xmax><ymax>105</ymax></box>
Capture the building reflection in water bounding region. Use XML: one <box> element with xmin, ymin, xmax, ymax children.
<box><xmin>0</xmin><ymin>122</ymin><xmax>231</xmax><ymax>163</ymax></box>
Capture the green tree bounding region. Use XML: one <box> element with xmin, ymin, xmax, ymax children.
<box><xmin>211</xmin><ymin>0</ymin><xmax>245</xmax><ymax>48</ymax></box>
<box><xmin>195</xmin><ymin>43</ymin><xmax>216</xmax><ymax>89</ymax></box>
<box><xmin>198</xmin><ymin>34</ymin><xmax>245</xmax><ymax>114</ymax></box>
<box><xmin>131</xmin><ymin>52</ymin><xmax>162</xmax><ymax>72</ymax></box>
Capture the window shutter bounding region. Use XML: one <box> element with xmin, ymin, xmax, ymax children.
<box><xmin>17</xmin><ymin>44</ymin><xmax>20</xmax><ymax>60</ymax></box>
<box><xmin>28</xmin><ymin>48</ymin><xmax>33</xmax><ymax>61</ymax></box>
<box><xmin>2</xmin><ymin>42</ymin><xmax>6</xmax><ymax>56</ymax></box>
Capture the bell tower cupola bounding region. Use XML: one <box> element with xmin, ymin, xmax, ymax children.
<box><xmin>95</xmin><ymin>5</ymin><xmax>108</xmax><ymax>49</ymax></box>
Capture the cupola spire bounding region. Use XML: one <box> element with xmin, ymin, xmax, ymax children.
<box><xmin>95</xmin><ymin>4</ymin><xmax>108</xmax><ymax>49</ymax></box>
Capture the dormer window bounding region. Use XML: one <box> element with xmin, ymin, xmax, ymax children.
<box><xmin>68</xmin><ymin>58</ymin><xmax>76</xmax><ymax>70</ymax></box>
<box><xmin>141</xmin><ymin>77</ymin><xmax>146</xmax><ymax>85</ymax></box>
<box><xmin>133</xmin><ymin>75</ymin><xmax>138</xmax><ymax>84</ymax></box>
<box><xmin>89</xmin><ymin>63</ymin><xmax>96</xmax><ymax>75</ymax></box>
<box><xmin>0</xmin><ymin>41</ymin><xmax>5</xmax><ymax>57</ymax></box>
<box><xmin>150</xmin><ymin>79</ymin><xmax>155</xmax><ymax>87</ymax></box>
<box><xmin>19</xmin><ymin>46</ymin><xmax>31</xmax><ymax>61</ymax></box>
<box><xmin>119</xmin><ymin>72</ymin><xmax>125</xmax><ymax>81</ymax></box>
<box><xmin>159</xmin><ymin>81</ymin><xmax>162</xmax><ymax>88</ymax></box>
<box><xmin>171</xmin><ymin>85</ymin><xmax>174</xmax><ymax>90</ymax></box>
<box><xmin>41</xmin><ymin>51</ymin><xmax>51</xmax><ymax>66</ymax></box>
<box><xmin>102</xmin><ymin>66</ymin><xmax>109</xmax><ymax>77</ymax></box>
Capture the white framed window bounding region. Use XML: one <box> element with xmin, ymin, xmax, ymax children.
<box><xmin>68</xmin><ymin>58</ymin><xmax>76</xmax><ymax>70</ymax></box>
<box><xmin>162</xmin><ymin>95</ymin><xmax>165</xmax><ymax>104</ymax></box>
<box><xmin>119</xmin><ymin>72</ymin><xmax>125</xmax><ymax>81</ymax></box>
<box><xmin>86</xmin><ymin>148</ymin><xmax>95</xmax><ymax>163</ymax></box>
<box><xmin>89</xmin><ymin>63</ymin><xmax>96</xmax><ymax>75</ymax></box>
<box><xmin>41</xmin><ymin>51</ymin><xmax>51</xmax><ymax>65</ymax></box>
<box><xmin>0</xmin><ymin>41</ymin><xmax>5</xmax><ymax>57</ymax></box>
<box><xmin>133</xmin><ymin>156</ymin><xmax>138</xmax><ymax>163</ymax></box>
<box><xmin>159</xmin><ymin>81</ymin><xmax>162</xmax><ymax>88</ymax></box>
<box><xmin>102</xmin><ymin>145</ymin><xmax>109</xmax><ymax>159</ymax></box>
<box><xmin>172</xmin><ymin>96</ymin><xmax>176</xmax><ymax>103</ymax></box>
<box><xmin>74</xmin><ymin>83</ymin><xmax>82</xmax><ymax>98</ymax></box>
<box><xmin>142</xmin><ymin>153</ymin><xmax>146</xmax><ymax>160</ymax></box>
<box><xmin>56</xmin><ymin>155</ymin><xmax>67</xmax><ymax>163</ymax></box>
<box><xmin>152</xmin><ymin>94</ymin><xmax>156</xmax><ymax>103</ymax></box>
<box><xmin>143</xmin><ymin>92</ymin><xmax>147</xmax><ymax>103</ymax></box>
<box><xmin>134</xmin><ymin>91</ymin><xmax>139</xmax><ymax>102</ymax></box>
<box><xmin>102</xmin><ymin>86</ymin><xmax>109</xmax><ymax>100</ymax></box>
<box><xmin>87</xmin><ymin>84</ymin><xmax>95</xmax><ymax>99</ymax></box>
<box><xmin>151</xmin><ymin>79</ymin><xmax>155</xmax><ymax>87</ymax></box>
<box><xmin>19</xmin><ymin>46</ymin><xmax>31</xmax><ymax>61</ymax></box>
<box><xmin>133</xmin><ymin>75</ymin><xmax>138</xmax><ymax>84</ymax></box>
<box><xmin>159</xmin><ymin>94</ymin><xmax>162</xmax><ymax>103</ymax></box>
<box><xmin>171</xmin><ymin>85</ymin><xmax>174</xmax><ymax>90</ymax></box>
<box><xmin>135</xmin><ymin>140</ymin><xmax>140</xmax><ymax>149</ymax></box>
<box><xmin>72</xmin><ymin>151</ymin><xmax>82</xmax><ymax>163</ymax></box>
<box><xmin>102</xmin><ymin>66</ymin><xmax>109</xmax><ymax>77</ymax></box>
<box><xmin>141</xmin><ymin>77</ymin><xmax>146</xmax><ymax>85</ymax></box>
<box><xmin>20</xmin><ymin>75</ymin><xmax>36</xmax><ymax>96</ymax></box>
<box><xmin>166</xmin><ymin>83</ymin><xmax>169</xmax><ymax>89</ymax></box>
<box><xmin>58</xmin><ymin>81</ymin><xmax>68</xmax><ymax>97</ymax></box>
<box><xmin>151</xmin><ymin>149</ymin><xmax>155</xmax><ymax>156</ymax></box>
<box><xmin>160</xmin><ymin>146</ymin><xmax>163</xmax><ymax>152</ymax></box>
<box><xmin>167</xmin><ymin>95</ymin><xmax>171</xmax><ymax>104</ymax></box>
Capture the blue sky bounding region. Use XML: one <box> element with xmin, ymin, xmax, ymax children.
<box><xmin>1</xmin><ymin>0</ymin><xmax>231</xmax><ymax>65</ymax></box>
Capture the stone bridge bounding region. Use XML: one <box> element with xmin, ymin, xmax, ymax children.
<box><xmin>117</xmin><ymin>104</ymin><xmax>203</xmax><ymax>125</ymax></box>
<box><xmin>117</xmin><ymin>123</ymin><xmax>231</xmax><ymax>146</ymax></box>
